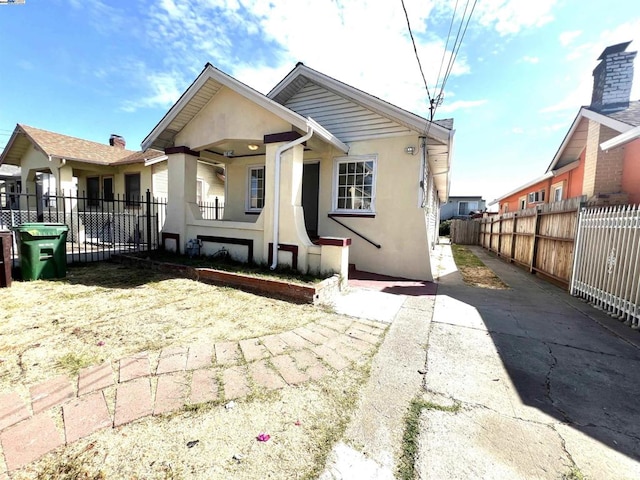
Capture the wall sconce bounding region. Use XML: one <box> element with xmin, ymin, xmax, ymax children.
<box><xmin>405</xmin><ymin>146</ymin><xmax>416</xmax><ymax>155</ymax></box>
<box><xmin>248</xmin><ymin>144</ymin><xmax>259</xmax><ymax>151</ymax></box>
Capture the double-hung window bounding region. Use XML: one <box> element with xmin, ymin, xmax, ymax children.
<box><xmin>125</xmin><ymin>173</ymin><xmax>141</xmax><ymax>207</ymax></box>
<box><xmin>333</xmin><ymin>156</ymin><xmax>376</xmax><ymax>214</ymax></box>
<box><xmin>247</xmin><ymin>166</ymin><xmax>265</xmax><ymax>211</ymax></box>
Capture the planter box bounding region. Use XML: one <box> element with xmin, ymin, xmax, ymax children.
<box><xmin>111</xmin><ymin>254</ymin><xmax>340</xmax><ymax>305</ymax></box>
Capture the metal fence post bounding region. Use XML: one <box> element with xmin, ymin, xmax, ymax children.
<box><xmin>146</xmin><ymin>189</ymin><xmax>152</xmax><ymax>252</ymax></box>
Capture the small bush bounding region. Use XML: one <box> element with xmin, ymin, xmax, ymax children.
<box><xmin>439</xmin><ymin>220</ymin><xmax>452</xmax><ymax>236</ymax></box>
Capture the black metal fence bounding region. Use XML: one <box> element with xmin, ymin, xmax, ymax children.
<box><xmin>0</xmin><ymin>190</ymin><xmax>167</xmax><ymax>267</ymax></box>
<box><xmin>198</xmin><ymin>197</ymin><xmax>224</xmax><ymax>220</ymax></box>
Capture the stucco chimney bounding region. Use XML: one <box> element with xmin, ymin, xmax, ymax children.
<box><xmin>109</xmin><ymin>134</ymin><xmax>126</xmax><ymax>148</ymax></box>
<box><xmin>590</xmin><ymin>41</ymin><xmax>636</xmax><ymax>113</ymax></box>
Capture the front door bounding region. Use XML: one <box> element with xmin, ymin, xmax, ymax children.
<box><xmin>302</xmin><ymin>163</ymin><xmax>320</xmax><ymax>238</ymax></box>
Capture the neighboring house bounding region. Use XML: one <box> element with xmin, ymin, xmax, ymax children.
<box><xmin>0</xmin><ymin>164</ymin><xmax>21</xmax><ymax>209</ymax></box>
<box><xmin>491</xmin><ymin>42</ymin><xmax>640</xmax><ymax>213</ymax></box>
<box><xmin>0</xmin><ymin>124</ymin><xmax>226</xmax><ymax>208</ymax></box>
<box><xmin>440</xmin><ymin>196</ymin><xmax>486</xmax><ymax>221</ymax></box>
<box><xmin>142</xmin><ymin>62</ymin><xmax>454</xmax><ymax>281</ymax></box>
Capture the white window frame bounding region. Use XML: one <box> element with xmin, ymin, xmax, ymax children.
<box><xmin>527</xmin><ymin>189</ymin><xmax>545</xmax><ymax>204</ymax></box>
<box><xmin>519</xmin><ymin>196</ymin><xmax>527</xmax><ymax>210</ymax></box>
<box><xmin>196</xmin><ymin>178</ymin><xmax>204</xmax><ymax>204</ymax></box>
<box><xmin>331</xmin><ymin>155</ymin><xmax>377</xmax><ymax>214</ymax></box>
<box><xmin>551</xmin><ymin>182</ymin><xmax>563</xmax><ymax>202</ymax></box>
<box><xmin>246</xmin><ymin>165</ymin><xmax>265</xmax><ymax>212</ymax></box>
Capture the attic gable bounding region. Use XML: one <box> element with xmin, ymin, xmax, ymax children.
<box><xmin>281</xmin><ymin>79</ymin><xmax>413</xmax><ymax>143</ymax></box>
<box><xmin>268</xmin><ymin>63</ymin><xmax>452</xmax><ymax>145</ymax></box>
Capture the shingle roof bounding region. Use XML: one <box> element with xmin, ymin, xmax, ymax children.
<box><xmin>434</xmin><ymin>118</ymin><xmax>454</xmax><ymax>130</ymax></box>
<box><xmin>589</xmin><ymin>100</ymin><xmax>640</xmax><ymax>127</ymax></box>
<box><xmin>16</xmin><ymin>125</ymin><xmax>164</xmax><ymax>165</ymax></box>
<box><xmin>606</xmin><ymin>100</ymin><xmax>640</xmax><ymax>127</ymax></box>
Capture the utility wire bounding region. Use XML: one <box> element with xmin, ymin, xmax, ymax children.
<box><xmin>434</xmin><ymin>0</ymin><xmax>478</xmax><ymax>120</ymax></box>
<box><xmin>400</xmin><ymin>0</ymin><xmax>432</xmax><ymax>106</ymax></box>
<box><xmin>433</xmin><ymin>0</ymin><xmax>460</xmax><ymax>117</ymax></box>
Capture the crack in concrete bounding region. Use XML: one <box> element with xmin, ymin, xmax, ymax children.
<box><xmin>432</xmin><ymin>319</ymin><xmax>638</xmax><ymax>361</ymax></box>
<box><xmin>544</xmin><ymin>343</ymin><xmax>573</xmax><ymax>424</ymax></box>
<box><xmin>551</xmin><ymin>424</ymin><xmax>580</xmax><ymax>472</ymax></box>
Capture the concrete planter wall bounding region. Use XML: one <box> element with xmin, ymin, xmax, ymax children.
<box><xmin>111</xmin><ymin>254</ymin><xmax>340</xmax><ymax>305</ymax></box>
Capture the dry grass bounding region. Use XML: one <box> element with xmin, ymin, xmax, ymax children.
<box><xmin>451</xmin><ymin>245</ymin><xmax>509</xmax><ymax>290</ymax></box>
<box><xmin>0</xmin><ymin>262</ymin><xmax>345</xmax><ymax>394</ymax></box>
<box><xmin>12</xmin><ymin>364</ymin><xmax>370</xmax><ymax>480</ymax></box>
<box><xmin>2</xmin><ymin>260</ymin><xmax>382</xmax><ymax>478</ymax></box>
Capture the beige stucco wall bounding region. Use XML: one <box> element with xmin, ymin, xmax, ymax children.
<box><xmin>315</xmin><ymin>134</ymin><xmax>432</xmax><ymax>281</ymax></box>
<box><xmin>175</xmin><ymin>87</ymin><xmax>292</xmax><ymax>150</ymax></box>
<box><xmin>223</xmin><ymin>156</ymin><xmax>265</xmax><ymax>222</ymax></box>
<box><xmin>197</xmin><ymin>162</ymin><xmax>225</xmax><ymax>202</ymax></box>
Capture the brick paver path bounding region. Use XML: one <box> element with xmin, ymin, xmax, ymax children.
<box><xmin>0</xmin><ymin>319</ymin><xmax>386</xmax><ymax>475</ymax></box>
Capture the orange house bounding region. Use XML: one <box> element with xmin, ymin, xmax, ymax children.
<box><xmin>492</xmin><ymin>42</ymin><xmax>640</xmax><ymax>213</ymax></box>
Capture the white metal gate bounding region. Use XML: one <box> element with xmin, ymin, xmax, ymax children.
<box><xmin>570</xmin><ymin>205</ymin><xmax>640</xmax><ymax>329</ymax></box>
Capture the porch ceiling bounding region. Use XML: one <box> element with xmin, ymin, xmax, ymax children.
<box><xmin>0</xmin><ymin>131</ymin><xmax>31</xmax><ymax>166</ymax></box>
<box><xmin>198</xmin><ymin>134</ymin><xmax>333</xmax><ymax>163</ymax></box>
<box><xmin>150</xmin><ymin>78</ymin><xmax>224</xmax><ymax>151</ymax></box>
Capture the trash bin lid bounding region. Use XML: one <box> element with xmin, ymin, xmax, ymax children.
<box><xmin>13</xmin><ymin>223</ymin><xmax>69</xmax><ymax>236</ymax></box>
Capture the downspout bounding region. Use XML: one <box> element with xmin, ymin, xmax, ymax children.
<box><xmin>270</xmin><ymin>123</ymin><xmax>314</xmax><ymax>270</ymax></box>
<box><xmin>418</xmin><ymin>136</ymin><xmax>427</xmax><ymax>208</ymax></box>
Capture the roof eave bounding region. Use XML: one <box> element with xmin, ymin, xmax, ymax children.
<box><xmin>142</xmin><ymin>64</ymin><xmax>349</xmax><ymax>153</ymax></box>
<box><xmin>268</xmin><ymin>64</ymin><xmax>451</xmax><ymax>144</ymax></box>
<box><xmin>600</xmin><ymin>124</ymin><xmax>640</xmax><ymax>150</ymax></box>
<box><xmin>489</xmin><ymin>171</ymin><xmax>554</xmax><ymax>206</ymax></box>
<box><xmin>546</xmin><ymin>107</ymin><xmax>636</xmax><ymax>173</ymax></box>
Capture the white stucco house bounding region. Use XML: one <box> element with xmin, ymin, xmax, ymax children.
<box><xmin>142</xmin><ymin>62</ymin><xmax>454</xmax><ymax>281</ymax></box>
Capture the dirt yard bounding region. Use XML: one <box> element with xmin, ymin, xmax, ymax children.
<box><xmin>1</xmin><ymin>262</ymin><xmax>339</xmax><ymax>393</ymax></box>
<box><xmin>0</xmin><ymin>262</ymin><xmax>379</xmax><ymax>479</ymax></box>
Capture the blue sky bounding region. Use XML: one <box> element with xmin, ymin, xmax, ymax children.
<box><xmin>1</xmin><ymin>0</ymin><xmax>639</xmax><ymax>206</ymax></box>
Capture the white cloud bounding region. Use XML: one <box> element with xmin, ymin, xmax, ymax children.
<box><xmin>437</xmin><ymin>99</ymin><xmax>488</xmax><ymax>114</ymax></box>
<box><xmin>512</xmin><ymin>127</ymin><xmax>524</xmax><ymax>134</ymax></box>
<box><xmin>475</xmin><ymin>0</ymin><xmax>556</xmax><ymax>36</ymax></box>
<box><xmin>120</xmin><ymin>72</ymin><xmax>183</xmax><ymax>112</ymax></box>
<box><xmin>559</xmin><ymin>30</ymin><xmax>582</xmax><ymax>47</ymax></box>
<box><xmin>114</xmin><ymin>0</ymin><xmax>475</xmax><ymax>119</ymax></box>
<box><xmin>522</xmin><ymin>56</ymin><xmax>540</xmax><ymax>64</ymax></box>
<box><xmin>542</xmin><ymin>18</ymin><xmax>640</xmax><ymax>113</ymax></box>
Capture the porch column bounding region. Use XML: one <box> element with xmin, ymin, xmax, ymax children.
<box><xmin>164</xmin><ymin>147</ymin><xmax>198</xmax><ymax>253</ymax></box>
<box><xmin>55</xmin><ymin>163</ymin><xmax>77</xmax><ymax>211</ymax></box>
<box><xmin>263</xmin><ymin>142</ymin><xmax>313</xmax><ymax>273</ymax></box>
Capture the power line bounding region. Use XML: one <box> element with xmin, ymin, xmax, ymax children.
<box><xmin>400</xmin><ymin>0</ymin><xmax>432</xmax><ymax>105</ymax></box>
<box><xmin>433</xmin><ymin>0</ymin><xmax>478</xmax><ymax>120</ymax></box>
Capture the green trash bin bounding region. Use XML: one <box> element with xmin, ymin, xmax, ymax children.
<box><xmin>13</xmin><ymin>223</ymin><xmax>69</xmax><ymax>280</ymax></box>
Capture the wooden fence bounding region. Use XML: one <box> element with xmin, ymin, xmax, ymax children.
<box><xmin>571</xmin><ymin>205</ymin><xmax>640</xmax><ymax>328</ymax></box>
<box><xmin>479</xmin><ymin>197</ymin><xmax>585</xmax><ymax>287</ymax></box>
<box><xmin>450</xmin><ymin>219</ymin><xmax>480</xmax><ymax>245</ymax></box>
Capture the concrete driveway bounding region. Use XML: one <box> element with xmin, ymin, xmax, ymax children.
<box><xmin>420</xmin><ymin>244</ymin><xmax>640</xmax><ymax>479</ymax></box>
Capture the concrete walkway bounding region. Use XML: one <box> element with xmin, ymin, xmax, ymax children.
<box><xmin>0</xmin><ymin>317</ymin><xmax>385</xmax><ymax>476</ymax></box>
<box><xmin>419</xmin><ymin>244</ymin><xmax>640</xmax><ymax>479</ymax></box>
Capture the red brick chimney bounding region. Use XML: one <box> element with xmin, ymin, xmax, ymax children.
<box><xmin>591</xmin><ymin>41</ymin><xmax>636</xmax><ymax>113</ymax></box>
<box><xmin>109</xmin><ymin>134</ymin><xmax>126</xmax><ymax>148</ymax></box>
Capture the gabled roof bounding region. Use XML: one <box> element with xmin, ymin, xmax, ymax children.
<box><xmin>0</xmin><ymin>124</ymin><xmax>164</xmax><ymax>166</ymax></box>
<box><xmin>545</xmin><ymin>101</ymin><xmax>640</xmax><ymax>173</ymax></box>
<box><xmin>141</xmin><ymin>63</ymin><xmax>348</xmax><ymax>154</ymax></box>
<box><xmin>267</xmin><ymin>62</ymin><xmax>453</xmax><ymax>144</ymax></box>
